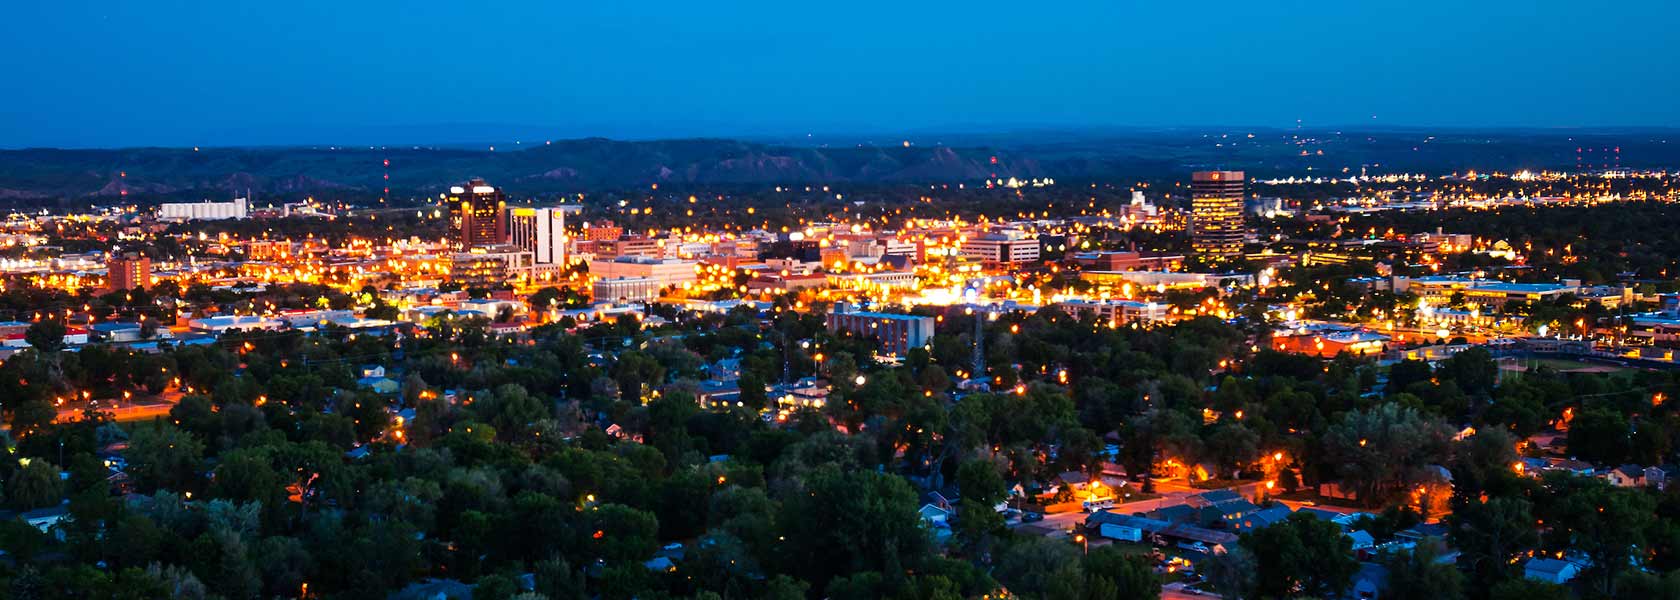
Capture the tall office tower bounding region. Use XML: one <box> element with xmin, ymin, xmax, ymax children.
<box><xmin>509</xmin><ymin>206</ymin><xmax>581</xmax><ymax>264</ymax></box>
<box><xmin>447</xmin><ymin>179</ymin><xmax>508</xmax><ymax>248</ymax></box>
<box><xmin>107</xmin><ymin>252</ymin><xmax>152</xmax><ymax>291</ymax></box>
<box><xmin>1190</xmin><ymin>171</ymin><xmax>1246</xmax><ymax>258</ymax></box>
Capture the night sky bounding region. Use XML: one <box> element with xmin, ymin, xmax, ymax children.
<box><xmin>4</xmin><ymin>0</ymin><xmax>1678</xmax><ymax>148</ymax></box>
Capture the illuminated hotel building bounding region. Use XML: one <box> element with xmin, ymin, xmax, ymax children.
<box><xmin>1190</xmin><ymin>171</ymin><xmax>1246</xmax><ymax>258</ymax></box>
<box><xmin>447</xmin><ymin>179</ymin><xmax>508</xmax><ymax>248</ymax></box>
<box><xmin>107</xmin><ymin>252</ymin><xmax>152</xmax><ymax>291</ymax></box>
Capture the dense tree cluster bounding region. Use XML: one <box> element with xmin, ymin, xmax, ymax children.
<box><xmin>0</xmin><ymin>266</ymin><xmax>1678</xmax><ymax>598</ymax></box>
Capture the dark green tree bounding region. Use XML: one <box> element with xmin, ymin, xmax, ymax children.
<box><xmin>1241</xmin><ymin>512</ymin><xmax>1359</xmax><ymax>599</ymax></box>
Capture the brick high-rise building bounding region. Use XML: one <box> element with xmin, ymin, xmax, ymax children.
<box><xmin>107</xmin><ymin>253</ymin><xmax>152</xmax><ymax>291</ymax></box>
<box><xmin>1190</xmin><ymin>171</ymin><xmax>1246</xmax><ymax>258</ymax></box>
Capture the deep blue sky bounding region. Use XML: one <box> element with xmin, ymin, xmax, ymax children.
<box><xmin>4</xmin><ymin>1</ymin><xmax>1677</xmax><ymax>148</ymax></box>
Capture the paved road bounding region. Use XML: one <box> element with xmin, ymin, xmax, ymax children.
<box><xmin>1008</xmin><ymin>479</ymin><xmax>1267</xmax><ymax>535</ymax></box>
<box><xmin>1162</xmin><ymin>582</ymin><xmax>1219</xmax><ymax>599</ymax></box>
<box><xmin>54</xmin><ymin>390</ymin><xmax>183</xmax><ymax>423</ymax></box>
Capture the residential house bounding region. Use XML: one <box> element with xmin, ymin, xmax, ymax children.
<box><xmin>358</xmin><ymin>375</ymin><xmax>399</xmax><ymax>394</ymax></box>
<box><xmin>1187</xmin><ymin>489</ymin><xmax>1260</xmax><ymax>528</ymax></box>
<box><xmin>1231</xmin><ymin>505</ymin><xmax>1293</xmax><ymax>532</ymax></box>
<box><xmin>1296</xmin><ymin>506</ymin><xmax>1350</xmax><ymax>527</ymax></box>
<box><xmin>1087</xmin><ymin>511</ymin><xmax>1168</xmax><ymax>543</ymax></box>
<box><xmin>1349</xmin><ymin>562</ymin><xmax>1389</xmax><ymax>599</ymax></box>
<box><xmin>918</xmin><ymin>503</ymin><xmax>952</xmax><ymax>528</ymax></box>
<box><xmin>1147</xmin><ymin>503</ymin><xmax>1200</xmax><ymax>525</ymax></box>
<box><xmin>1523</xmin><ymin>558</ymin><xmax>1582</xmax><ymax>584</ymax></box>
<box><xmin>1393</xmin><ymin>522</ymin><xmax>1450</xmax><ymax>545</ymax></box>
<box><xmin>695</xmin><ymin>379</ymin><xmax>742</xmax><ymax>409</ymax></box>
<box><xmin>1058</xmin><ymin>471</ymin><xmax>1113</xmax><ymax>502</ymax></box>
<box><xmin>1607</xmin><ymin>464</ymin><xmax>1646</xmax><ymax>488</ymax></box>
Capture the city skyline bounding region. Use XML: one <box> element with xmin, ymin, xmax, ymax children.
<box><xmin>5</xmin><ymin>4</ymin><xmax>1680</xmax><ymax>600</ymax></box>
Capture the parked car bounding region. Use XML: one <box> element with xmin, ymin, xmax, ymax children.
<box><xmin>1022</xmin><ymin>512</ymin><xmax>1045</xmax><ymax>523</ymax></box>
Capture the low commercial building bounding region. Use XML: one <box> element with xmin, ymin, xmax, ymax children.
<box><xmin>88</xmin><ymin>321</ymin><xmax>170</xmax><ymax>343</ymax></box>
<box><xmin>1054</xmin><ymin>298</ymin><xmax>1169</xmax><ymax>325</ymax></box>
<box><xmin>277</xmin><ymin>309</ymin><xmax>356</xmax><ymax>328</ymax></box>
<box><xmin>827</xmin><ymin>270</ymin><xmax>918</xmax><ymax>291</ymax></box>
<box><xmin>960</xmin><ymin>231</ymin><xmax>1040</xmax><ymax>265</ymax></box>
<box><xmin>1271</xmin><ymin>326</ymin><xmax>1390</xmax><ymax>357</ymax></box>
<box><xmin>1082</xmin><ymin>270</ymin><xmax>1254</xmax><ymax>290</ymax></box>
<box><xmin>589</xmin><ymin>256</ymin><xmax>698</xmax><ymax>287</ymax></box>
<box><xmin>826</xmin><ymin>308</ymin><xmax>935</xmax><ymax>356</ymax></box>
<box><xmin>1</xmin><ymin>325</ymin><xmax>88</xmax><ymax>348</ymax></box>
<box><xmin>593</xmin><ymin>276</ymin><xmax>661</xmax><ymax>303</ymax></box>
<box><xmin>1393</xmin><ymin>276</ymin><xmax>1580</xmax><ymax>306</ymax></box>
<box><xmin>188</xmin><ymin>315</ymin><xmax>285</xmax><ymax>333</ymax></box>
<box><xmin>1069</xmin><ymin>251</ymin><xmax>1183</xmax><ymax>272</ymax></box>
<box><xmin>594</xmin><ymin>236</ymin><xmax>663</xmax><ymax>259</ymax></box>
<box><xmin>745</xmin><ymin>272</ymin><xmax>827</xmax><ymax>293</ymax></box>
<box><xmin>1628</xmin><ymin>312</ymin><xmax>1680</xmax><ymax>344</ymax></box>
<box><xmin>451</xmin><ymin>245</ymin><xmax>535</xmax><ymax>288</ymax></box>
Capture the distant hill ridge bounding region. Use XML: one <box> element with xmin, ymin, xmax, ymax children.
<box><xmin>0</xmin><ymin>138</ymin><xmax>1052</xmax><ymax>201</ymax></box>
<box><xmin>0</xmin><ymin>130</ymin><xmax>1672</xmax><ymax>201</ymax></box>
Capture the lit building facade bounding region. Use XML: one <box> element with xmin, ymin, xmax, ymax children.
<box><xmin>592</xmin><ymin>276</ymin><xmax>661</xmax><ymax>303</ymax></box>
<box><xmin>584</xmin><ymin>220</ymin><xmax>624</xmax><ymax>241</ymax></box>
<box><xmin>1054</xmin><ymin>298</ymin><xmax>1168</xmax><ymax>325</ymax></box>
<box><xmin>960</xmin><ymin>231</ymin><xmax>1040</xmax><ymax>265</ymax></box>
<box><xmin>158</xmin><ymin>198</ymin><xmax>248</xmax><ymax>221</ymax></box>
<box><xmin>1191</xmin><ymin>171</ymin><xmax>1246</xmax><ymax>257</ymax></box>
<box><xmin>509</xmin><ymin>206</ymin><xmax>579</xmax><ymax>265</ymax></box>
<box><xmin>450</xmin><ymin>245</ymin><xmax>533</xmax><ymax>288</ymax></box>
<box><xmin>107</xmin><ymin>253</ymin><xmax>152</xmax><ymax>291</ymax></box>
<box><xmin>448</xmin><ymin>179</ymin><xmax>508</xmax><ymax>248</ymax></box>
<box><xmin>825</xmin><ymin>309</ymin><xmax>935</xmax><ymax>356</ymax></box>
<box><xmin>588</xmin><ymin>256</ymin><xmax>699</xmax><ymax>287</ymax></box>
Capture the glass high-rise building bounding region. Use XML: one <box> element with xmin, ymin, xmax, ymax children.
<box><xmin>1190</xmin><ymin>171</ymin><xmax>1246</xmax><ymax>258</ymax></box>
<box><xmin>447</xmin><ymin>179</ymin><xmax>507</xmax><ymax>248</ymax></box>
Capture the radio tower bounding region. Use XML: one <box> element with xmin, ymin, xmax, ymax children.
<box><xmin>381</xmin><ymin>158</ymin><xmax>390</xmax><ymax>204</ymax></box>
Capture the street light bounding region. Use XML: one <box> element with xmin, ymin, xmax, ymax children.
<box><xmin>1073</xmin><ymin>533</ymin><xmax>1087</xmax><ymax>555</ymax></box>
